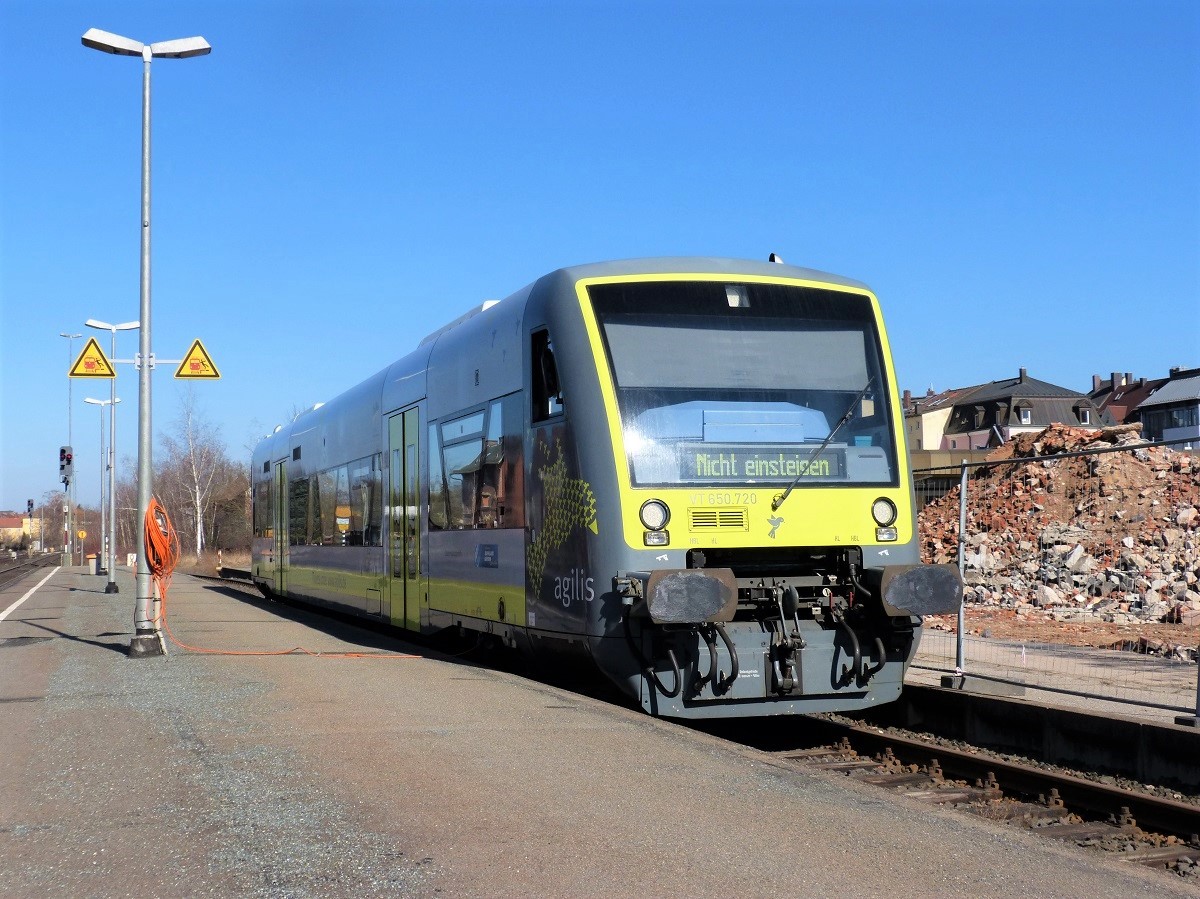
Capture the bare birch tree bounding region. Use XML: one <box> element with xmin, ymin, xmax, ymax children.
<box><xmin>37</xmin><ymin>490</ymin><xmax>68</xmax><ymax>553</ymax></box>
<box><xmin>158</xmin><ymin>389</ymin><xmax>225</xmax><ymax>560</ymax></box>
<box><xmin>113</xmin><ymin>467</ymin><xmax>139</xmax><ymax>561</ymax></box>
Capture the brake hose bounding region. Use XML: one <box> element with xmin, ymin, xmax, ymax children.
<box><xmin>622</xmin><ymin>615</ymin><xmax>681</xmax><ymax>699</ymax></box>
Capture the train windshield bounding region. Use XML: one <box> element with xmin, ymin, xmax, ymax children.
<box><xmin>587</xmin><ymin>280</ymin><xmax>899</xmax><ymax>488</ymax></box>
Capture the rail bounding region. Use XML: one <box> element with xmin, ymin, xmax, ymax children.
<box><xmin>0</xmin><ymin>554</ymin><xmax>59</xmax><ymax>592</ymax></box>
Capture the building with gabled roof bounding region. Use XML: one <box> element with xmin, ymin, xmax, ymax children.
<box><xmin>904</xmin><ymin>370</ymin><xmax>1103</xmax><ymax>484</ymax></box>
<box><xmin>903</xmin><ymin>385</ymin><xmax>981</xmax><ymax>452</ymax></box>
<box><xmin>940</xmin><ymin>368</ymin><xmax>1101</xmax><ymax>451</ymax></box>
<box><xmin>1088</xmin><ymin>371</ymin><xmax>1168</xmax><ymax>426</ymax></box>
<box><xmin>0</xmin><ymin>514</ymin><xmax>33</xmax><ymax>549</ymax></box>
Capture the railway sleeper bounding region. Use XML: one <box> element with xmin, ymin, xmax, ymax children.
<box><xmin>860</xmin><ymin>771</ymin><xmax>936</xmax><ymax>788</ymax></box>
<box><xmin>905</xmin><ymin>786</ymin><xmax>1003</xmax><ymax>804</ymax></box>
<box><xmin>779</xmin><ymin>739</ymin><xmax>854</xmax><ymax>761</ymax></box>
<box><xmin>813</xmin><ymin>758</ymin><xmax>881</xmax><ymax>773</ymax></box>
<box><xmin>975</xmin><ymin>800</ymin><xmax>1072</xmax><ymax>824</ymax></box>
<box><xmin>1036</xmin><ymin>821</ymin><xmax>1131</xmax><ymax>841</ymax></box>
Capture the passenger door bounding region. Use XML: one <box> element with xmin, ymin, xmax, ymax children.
<box><xmin>388</xmin><ymin>407</ymin><xmax>423</xmax><ymax>630</ymax></box>
<box><xmin>273</xmin><ymin>459</ymin><xmax>288</xmax><ymax>594</ymax></box>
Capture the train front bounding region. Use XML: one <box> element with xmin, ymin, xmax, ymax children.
<box><xmin>572</xmin><ymin>266</ymin><xmax>962</xmax><ymax>718</ymax></box>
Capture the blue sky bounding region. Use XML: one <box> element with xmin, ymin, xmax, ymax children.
<box><xmin>1</xmin><ymin>0</ymin><xmax>1197</xmax><ymax>514</ymax></box>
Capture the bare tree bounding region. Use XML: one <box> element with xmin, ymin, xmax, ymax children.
<box><xmin>159</xmin><ymin>389</ymin><xmax>225</xmax><ymax>560</ymax></box>
<box><xmin>207</xmin><ymin>457</ymin><xmax>252</xmax><ymax>551</ymax></box>
<box><xmin>36</xmin><ymin>490</ymin><xmax>67</xmax><ymax>553</ymax></box>
<box><xmin>113</xmin><ymin>466</ymin><xmax>138</xmax><ymax>562</ymax></box>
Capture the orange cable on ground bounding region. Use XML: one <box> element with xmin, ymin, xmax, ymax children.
<box><xmin>143</xmin><ymin>497</ymin><xmax>418</xmax><ymax>660</ymax></box>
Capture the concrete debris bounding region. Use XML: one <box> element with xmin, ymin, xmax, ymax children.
<box><xmin>919</xmin><ymin>424</ymin><xmax>1199</xmax><ymax>660</ymax></box>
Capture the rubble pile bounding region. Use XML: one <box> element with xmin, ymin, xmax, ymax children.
<box><xmin>918</xmin><ymin>424</ymin><xmax>1200</xmax><ymax>659</ymax></box>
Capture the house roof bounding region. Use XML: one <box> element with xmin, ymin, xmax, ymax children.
<box><xmin>906</xmin><ymin>385</ymin><xmax>981</xmax><ymax>415</ymax></box>
<box><xmin>1137</xmin><ymin>374</ymin><xmax>1200</xmax><ymax>410</ymax></box>
<box><xmin>967</xmin><ymin>373</ymin><xmax>1085</xmax><ymax>404</ymax></box>
<box><xmin>1093</xmin><ymin>377</ymin><xmax>1165</xmax><ymax>416</ymax></box>
<box><xmin>0</xmin><ymin>516</ymin><xmax>23</xmax><ymax>529</ymax></box>
<box><xmin>934</xmin><ymin>370</ymin><xmax>1100</xmax><ymax>436</ymax></box>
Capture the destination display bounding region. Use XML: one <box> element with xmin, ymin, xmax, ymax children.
<box><xmin>678</xmin><ymin>443</ymin><xmax>845</xmax><ymax>483</ymax></box>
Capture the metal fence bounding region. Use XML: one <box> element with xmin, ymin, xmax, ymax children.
<box><xmin>910</xmin><ymin>435</ymin><xmax>1199</xmax><ymax>723</ymax></box>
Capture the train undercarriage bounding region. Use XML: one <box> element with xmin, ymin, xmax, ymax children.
<box><xmin>610</xmin><ymin>546</ymin><xmax>961</xmax><ymax>717</ymax></box>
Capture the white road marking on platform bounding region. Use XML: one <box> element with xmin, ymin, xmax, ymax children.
<box><xmin>0</xmin><ymin>568</ymin><xmax>61</xmax><ymax>623</ymax></box>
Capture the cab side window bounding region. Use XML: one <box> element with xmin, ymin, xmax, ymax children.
<box><xmin>428</xmin><ymin>397</ymin><xmax>526</xmax><ymax>530</ymax></box>
<box><xmin>531</xmin><ymin>329</ymin><xmax>563</xmax><ymax>422</ymax></box>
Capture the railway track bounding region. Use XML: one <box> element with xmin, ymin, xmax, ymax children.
<box><xmin>760</xmin><ymin>715</ymin><xmax>1200</xmax><ymax>879</ymax></box>
<box><xmin>0</xmin><ymin>554</ymin><xmax>58</xmax><ymax>592</ymax></box>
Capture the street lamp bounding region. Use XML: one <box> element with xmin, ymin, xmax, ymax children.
<box><xmin>59</xmin><ymin>332</ymin><xmax>82</xmax><ymax>562</ymax></box>
<box><xmin>82</xmin><ymin>28</ymin><xmax>211</xmax><ymax>658</ymax></box>
<box><xmin>85</xmin><ymin>397</ymin><xmax>120</xmax><ymax>580</ymax></box>
<box><xmin>86</xmin><ymin>318</ymin><xmax>138</xmax><ymax>594</ymax></box>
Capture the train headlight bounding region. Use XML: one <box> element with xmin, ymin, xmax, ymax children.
<box><xmin>639</xmin><ymin>499</ymin><xmax>670</xmax><ymax>530</ymax></box>
<box><xmin>640</xmin><ymin>499</ymin><xmax>670</xmax><ymax>546</ymax></box>
<box><xmin>871</xmin><ymin>497</ymin><xmax>897</xmax><ymax>527</ymax></box>
<box><xmin>872</xmin><ymin>496</ymin><xmax>898</xmax><ymax>541</ymax></box>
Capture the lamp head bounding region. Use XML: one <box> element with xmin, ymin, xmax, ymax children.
<box><xmin>81</xmin><ymin>28</ymin><xmax>143</xmax><ymax>56</ymax></box>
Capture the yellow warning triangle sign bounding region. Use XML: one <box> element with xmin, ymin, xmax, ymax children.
<box><xmin>174</xmin><ymin>339</ymin><xmax>220</xmax><ymax>379</ymax></box>
<box><xmin>68</xmin><ymin>337</ymin><xmax>116</xmax><ymax>378</ymax></box>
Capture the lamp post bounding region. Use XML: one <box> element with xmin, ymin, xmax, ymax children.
<box><xmin>82</xmin><ymin>28</ymin><xmax>211</xmax><ymax>658</ymax></box>
<box><xmin>59</xmin><ymin>331</ymin><xmax>82</xmax><ymax>563</ymax></box>
<box><xmin>86</xmin><ymin>318</ymin><xmax>138</xmax><ymax>594</ymax></box>
<box><xmin>84</xmin><ymin>397</ymin><xmax>120</xmax><ymax>582</ymax></box>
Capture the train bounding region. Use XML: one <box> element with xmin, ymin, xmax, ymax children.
<box><xmin>250</xmin><ymin>256</ymin><xmax>962</xmax><ymax>718</ymax></box>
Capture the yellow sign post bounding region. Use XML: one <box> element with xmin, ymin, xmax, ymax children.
<box><xmin>68</xmin><ymin>337</ymin><xmax>116</xmax><ymax>378</ymax></box>
<box><xmin>174</xmin><ymin>339</ymin><xmax>220</xmax><ymax>379</ymax></box>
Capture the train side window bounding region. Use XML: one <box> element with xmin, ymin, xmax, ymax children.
<box><xmin>443</xmin><ymin>440</ymin><xmax>483</xmax><ymax>528</ymax></box>
<box><xmin>254</xmin><ymin>478</ymin><xmax>272</xmax><ymax>538</ymax></box>
<box><xmin>288</xmin><ymin>477</ymin><xmax>309</xmax><ymax>546</ymax></box>
<box><xmin>316</xmin><ymin>469</ymin><xmax>337</xmax><ymax>544</ymax></box>
<box><xmin>531</xmin><ymin>329</ymin><xmax>563</xmax><ymax>422</ymax></box>
<box><xmin>429</xmin><ymin>400</ymin><xmax>525</xmax><ymax>530</ymax></box>
<box><xmin>368</xmin><ymin>454</ymin><xmax>383</xmax><ymax>546</ymax></box>
<box><xmin>477</xmin><ymin>395</ymin><xmax>526</xmax><ymax>528</ymax></box>
<box><xmin>347</xmin><ymin>458</ymin><xmax>373</xmax><ymax>546</ymax></box>
<box><xmin>496</xmin><ymin>393</ymin><xmax>525</xmax><ymax>527</ymax></box>
<box><xmin>428</xmin><ymin>424</ymin><xmax>449</xmax><ymax>530</ymax></box>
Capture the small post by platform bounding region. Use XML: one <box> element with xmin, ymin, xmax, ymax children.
<box><xmin>1176</xmin><ymin>646</ymin><xmax>1200</xmax><ymax>728</ymax></box>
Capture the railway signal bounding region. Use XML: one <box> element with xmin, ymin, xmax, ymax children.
<box><xmin>59</xmin><ymin>445</ymin><xmax>74</xmax><ymax>485</ymax></box>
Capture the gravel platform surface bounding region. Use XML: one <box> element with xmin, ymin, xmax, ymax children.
<box><xmin>2</xmin><ymin>566</ymin><xmax>1196</xmax><ymax>898</ymax></box>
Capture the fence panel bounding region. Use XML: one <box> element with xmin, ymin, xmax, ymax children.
<box><xmin>912</xmin><ymin>431</ymin><xmax>1199</xmax><ymax>716</ymax></box>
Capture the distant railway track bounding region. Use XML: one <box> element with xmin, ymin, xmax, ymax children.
<box><xmin>0</xmin><ymin>555</ymin><xmax>58</xmax><ymax>593</ymax></box>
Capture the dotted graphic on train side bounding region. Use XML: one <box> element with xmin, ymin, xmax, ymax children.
<box><xmin>527</xmin><ymin>436</ymin><xmax>598</xmax><ymax>591</ymax></box>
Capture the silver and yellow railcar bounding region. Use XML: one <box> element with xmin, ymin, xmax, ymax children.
<box><xmin>251</xmin><ymin>257</ymin><xmax>961</xmax><ymax>718</ymax></box>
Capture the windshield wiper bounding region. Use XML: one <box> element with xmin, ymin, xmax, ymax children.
<box><xmin>771</xmin><ymin>377</ymin><xmax>874</xmax><ymax>512</ymax></box>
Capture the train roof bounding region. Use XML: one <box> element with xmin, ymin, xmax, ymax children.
<box><xmin>546</xmin><ymin>256</ymin><xmax>872</xmax><ymax>293</ymax></box>
<box><xmin>252</xmin><ymin>256</ymin><xmax>875</xmax><ymax>459</ymax></box>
